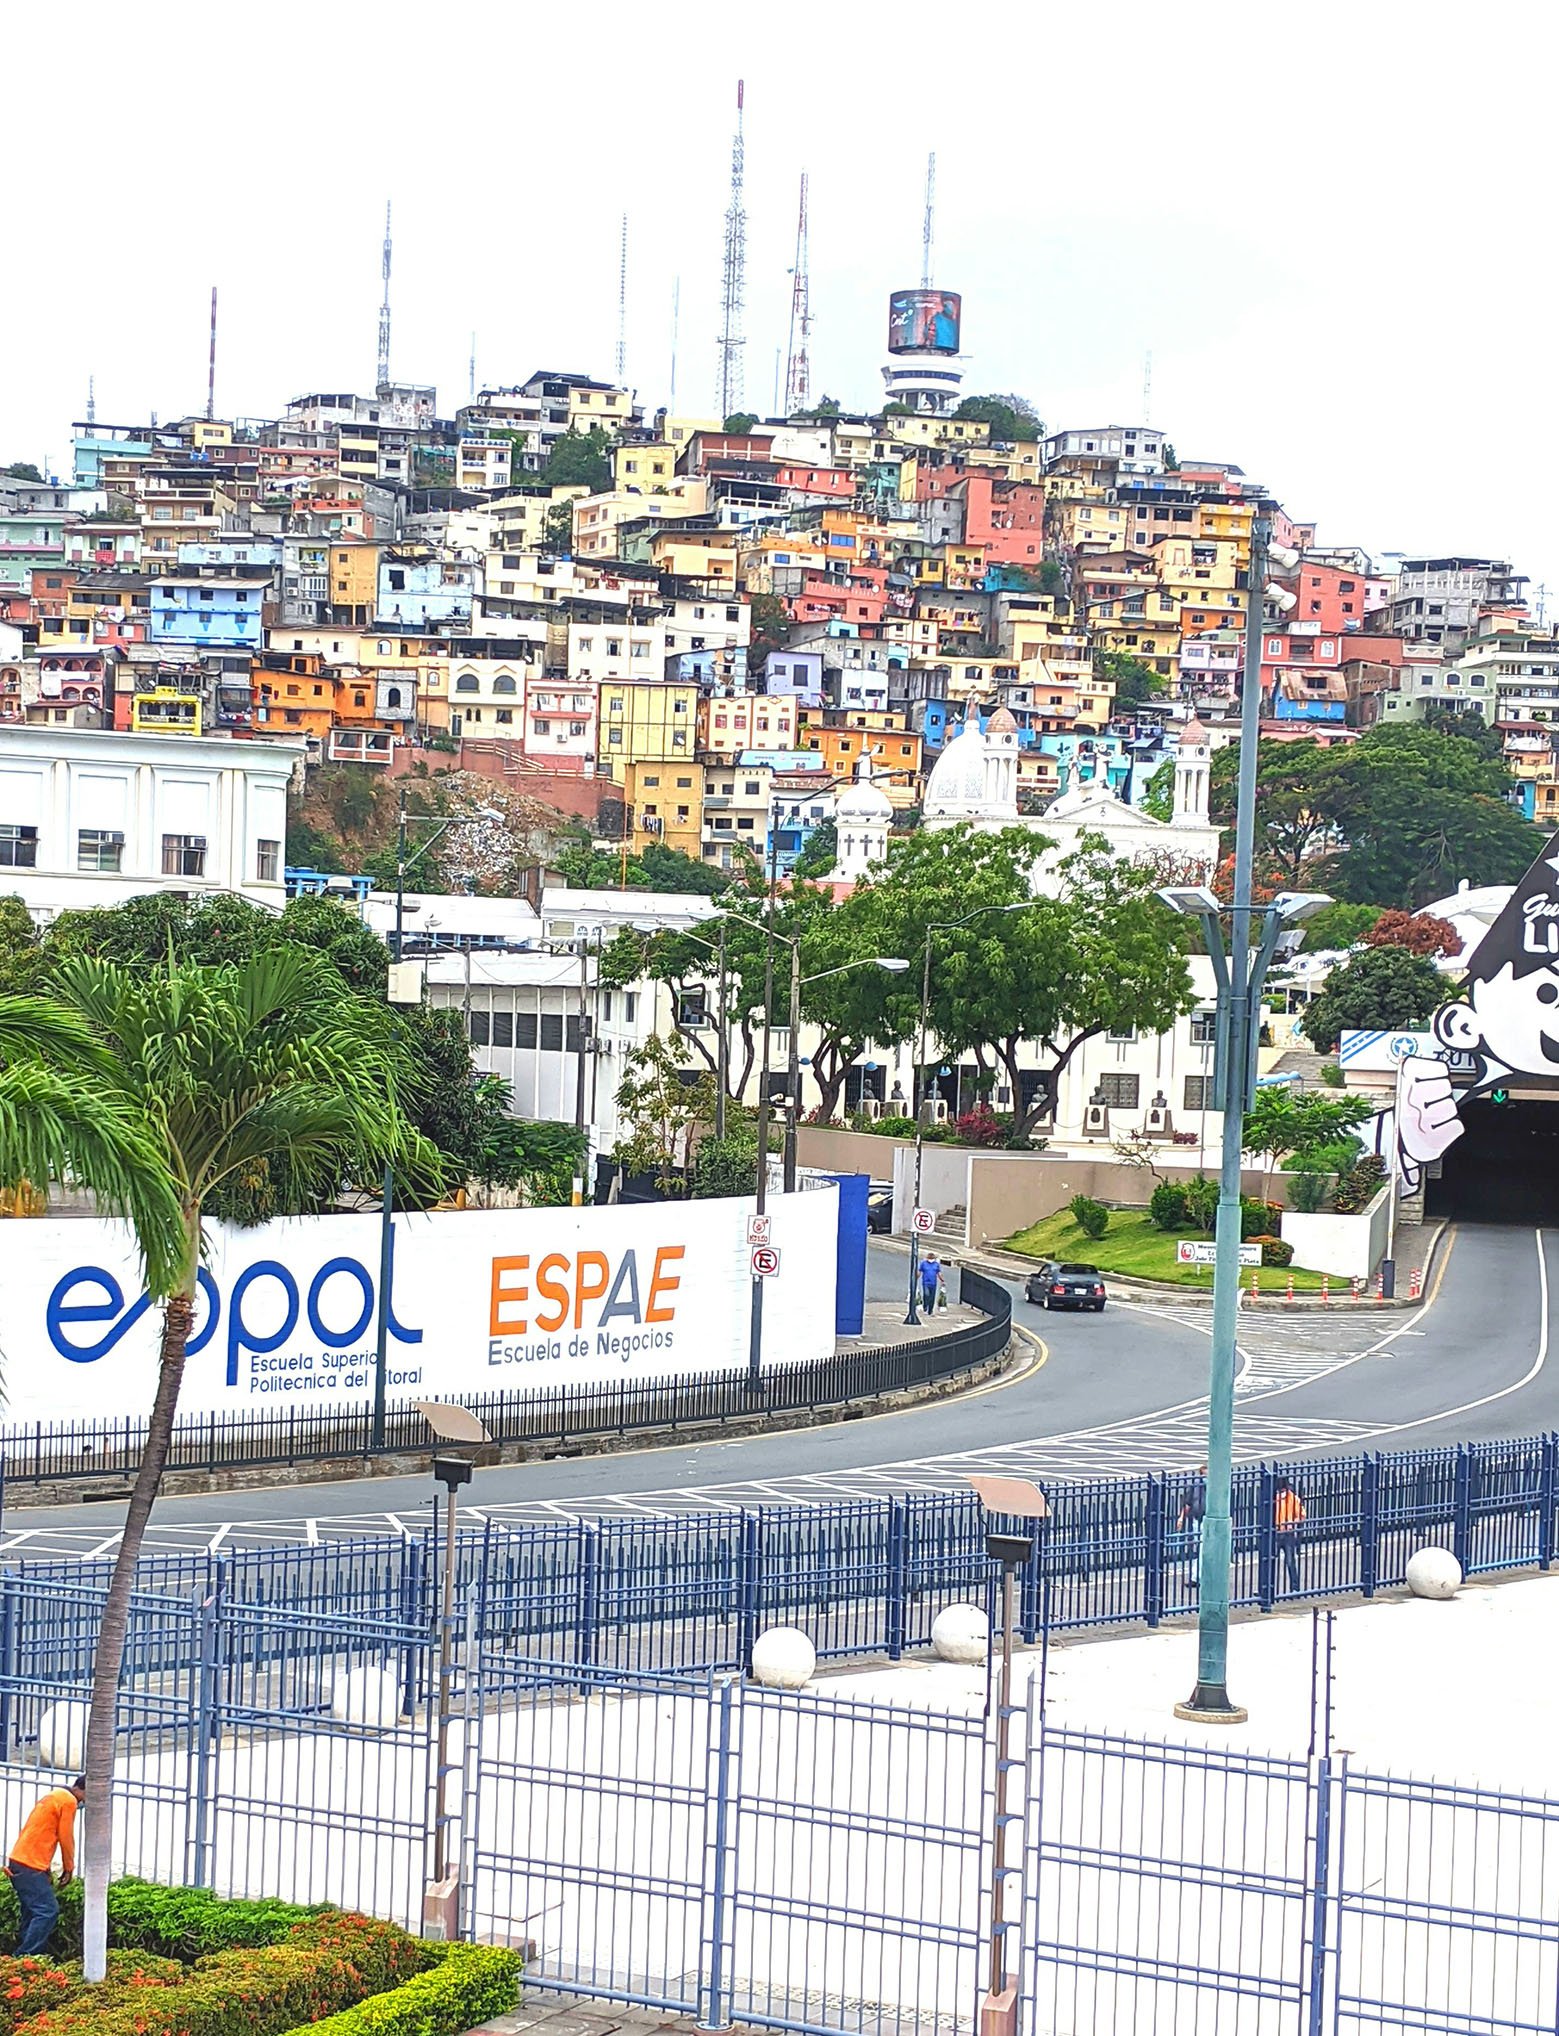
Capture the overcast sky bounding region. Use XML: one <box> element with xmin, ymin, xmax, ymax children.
<box><xmin>10</xmin><ymin>1</ymin><xmax>1555</xmax><ymax>605</ymax></box>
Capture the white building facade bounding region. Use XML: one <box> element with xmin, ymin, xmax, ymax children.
<box><xmin>0</xmin><ymin>725</ymin><xmax>301</xmax><ymax>918</ymax></box>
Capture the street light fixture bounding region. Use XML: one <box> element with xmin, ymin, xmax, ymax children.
<box><xmin>373</xmin><ymin>793</ymin><xmax>502</xmax><ymax>1451</ymax></box>
<box><xmin>416</xmin><ymin>1398</ymin><xmax>490</xmax><ymax>1944</ymax></box>
<box><xmin>1153</xmin><ymin>502</ymin><xmax>1334</xmax><ymax>1724</ymax></box>
<box><xmin>906</xmin><ymin>903</ymin><xmax>1040</xmax><ymax>1326</ymax></box>
<box><xmin>966</xmin><ymin>1472</ymin><xmax>1049</xmax><ymax>2036</ymax></box>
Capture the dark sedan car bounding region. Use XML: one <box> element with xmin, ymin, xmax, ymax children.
<box><xmin>866</xmin><ymin>1186</ymin><xmax>894</xmax><ymax>1234</ymax></box>
<box><xmin>1024</xmin><ymin>1261</ymin><xmax>1107</xmax><ymax>1311</ymax></box>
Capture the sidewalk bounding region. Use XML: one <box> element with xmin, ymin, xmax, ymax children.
<box><xmin>472</xmin><ymin>2007</ymin><xmax>762</xmax><ymax>2034</ymax></box>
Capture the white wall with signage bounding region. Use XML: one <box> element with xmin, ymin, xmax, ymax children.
<box><xmin>0</xmin><ymin>1190</ymin><xmax>839</xmax><ymax>1426</ymax></box>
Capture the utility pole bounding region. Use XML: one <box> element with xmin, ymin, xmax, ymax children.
<box><xmin>377</xmin><ymin>201</ymin><xmax>393</xmax><ymax>391</ymax></box>
<box><xmin>783</xmin><ymin>171</ymin><xmax>811</xmax><ymax>418</ymax></box>
<box><xmin>206</xmin><ymin>287</ymin><xmax>218</xmax><ymax>423</ymax></box>
<box><xmin>716</xmin><ymin>81</ymin><xmax>747</xmax><ymax>419</ymax></box>
<box><xmin>921</xmin><ymin>151</ymin><xmax>936</xmax><ymax>288</ymax></box>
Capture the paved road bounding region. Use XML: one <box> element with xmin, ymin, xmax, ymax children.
<box><xmin>3</xmin><ymin>1223</ymin><xmax>1548</xmax><ymax>1556</ymax></box>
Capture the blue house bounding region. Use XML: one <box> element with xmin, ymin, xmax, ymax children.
<box><xmin>148</xmin><ymin>575</ymin><xmax>266</xmax><ymax>649</ymax></box>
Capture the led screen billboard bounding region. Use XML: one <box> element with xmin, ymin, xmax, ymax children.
<box><xmin>887</xmin><ymin>289</ymin><xmax>962</xmax><ymax>355</ymax></box>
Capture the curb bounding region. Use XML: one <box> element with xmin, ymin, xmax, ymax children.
<box><xmin>889</xmin><ymin>1224</ymin><xmax>1450</xmax><ymax>1313</ymax></box>
<box><xmin>2</xmin><ymin>1331</ymin><xmax>1024</xmax><ymax>1511</ymax></box>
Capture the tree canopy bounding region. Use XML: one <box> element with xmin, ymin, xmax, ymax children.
<box><xmin>1300</xmin><ymin>945</ymin><xmax>1449</xmax><ymax>1052</ymax></box>
<box><xmin>540</xmin><ymin>425</ymin><xmax>613</xmax><ymax>493</ymax></box>
<box><xmin>953</xmin><ymin>393</ymin><xmax>1044</xmax><ymax>442</ymax></box>
<box><xmin>1097</xmin><ymin>650</ymin><xmax>1166</xmax><ymax>714</ymax></box>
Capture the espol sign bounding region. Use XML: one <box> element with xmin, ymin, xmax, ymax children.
<box><xmin>6</xmin><ymin>1197</ymin><xmax>839</xmax><ymax>1424</ymax></box>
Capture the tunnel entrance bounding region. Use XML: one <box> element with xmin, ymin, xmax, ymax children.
<box><xmin>1426</xmin><ymin>1093</ymin><xmax>1559</xmax><ymax>1224</ymax></box>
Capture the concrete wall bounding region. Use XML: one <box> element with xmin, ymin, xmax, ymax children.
<box><xmin>1281</xmin><ymin>1185</ymin><xmax>1391</xmax><ymax>1279</ymax></box>
<box><xmin>795</xmin><ymin>1127</ymin><xmax>909</xmax><ymax>1183</ymax></box>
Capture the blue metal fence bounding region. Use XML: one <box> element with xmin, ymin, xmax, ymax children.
<box><xmin>8</xmin><ymin>1432</ymin><xmax>1559</xmax><ymax>1690</ymax></box>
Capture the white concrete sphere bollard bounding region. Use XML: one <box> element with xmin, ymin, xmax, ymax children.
<box><xmin>330</xmin><ymin>1663</ymin><xmax>404</xmax><ymax>1727</ymax></box>
<box><xmin>749</xmin><ymin>1626</ymin><xmax>816</xmax><ymax>1690</ymax></box>
<box><xmin>931</xmin><ymin>1604</ymin><xmax>989</xmax><ymax>1664</ymax></box>
<box><xmin>37</xmin><ymin>1700</ymin><xmax>88</xmax><ymax>1771</ymax></box>
<box><xmin>1406</xmin><ymin>1546</ymin><xmax>1463</xmax><ymax>1600</ymax></box>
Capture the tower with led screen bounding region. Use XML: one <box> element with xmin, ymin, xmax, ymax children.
<box><xmin>881</xmin><ymin>154</ymin><xmax>965</xmax><ymax>414</ymax></box>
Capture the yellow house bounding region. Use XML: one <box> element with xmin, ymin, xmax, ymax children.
<box><xmin>624</xmin><ymin>758</ymin><xmax>704</xmax><ymax>859</ymax></box>
<box><xmin>738</xmin><ymin>529</ymin><xmax>827</xmax><ymax>592</ymax></box>
<box><xmin>879</xmin><ymin>413</ymin><xmax>992</xmax><ymax>451</ymax></box>
<box><xmin>661</xmin><ymin>414</ymin><xmax>724</xmax><ymax>454</ymax></box>
<box><xmin>599</xmin><ymin>677</ymin><xmax>699</xmax><ymax>776</ymax></box>
<box><xmin>328</xmin><ymin>542</ymin><xmax>382</xmax><ymax>623</ymax></box>
<box><xmin>131</xmin><ymin>686</ymin><xmax>202</xmax><ymax>735</ymax></box>
<box><xmin>566</xmin><ymin>382</ymin><xmax>634</xmax><ymax>434</ymax></box>
<box><xmin>648</xmin><ymin>529</ymin><xmax>738</xmax><ymax>589</ymax></box>
<box><xmin>614</xmin><ymin>442</ymin><xmax>677</xmax><ymax>491</ymax></box>
<box><xmin>572</xmin><ymin>481</ymin><xmax>709</xmax><ymax>560</ymax></box>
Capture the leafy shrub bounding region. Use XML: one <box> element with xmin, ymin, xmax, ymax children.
<box><xmin>13</xmin><ymin>1911</ymin><xmax>431</xmax><ymax>2036</ymax></box>
<box><xmin>1182</xmin><ymin>1174</ymin><xmax>1218</xmax><ymax>1231</ymax></box>
<box><xmin>291</xmin><ymin>1944</ymin><xmax>522</xmax><ymax>2036</ymax></box>
<box><xmin>1332</xmin><ymin>1153</ymin><xmax>1387</xmax><ymax>1214</ymax></box>
<box><xmin>1239</xmin><ymin>1197</ymin><xmax>1284</xmax><ymax>1240</ymax></box>
<box><xmin>1249</xmin><ymin>1234</ymin><xmax>1294</xmax><ymax>1268</ymax></box>
<box><xmin>1068</xmin><ymin>1194</ymin><xmax>1109</xmax><ymax>1240</ymax></box>
<box><xmin>691</xmin><ymin>1131</ymin><xmax>758</xmax><ymax>1199</ymax></box>
<box><xmin>1149</xmin><ymin>1181</ymin><xmax>1189</xmax><ymax>1230</ymax></box>
<box><xmin>1318</xmin><ymin>1062</ymin><xmax>1344</xmax><ymax>1088</ymax></box>
<box><xmin>0</xmin><ymin>1951</ymin><xmax>183</xmax><ymax>2032</ymax></box>
<box><xmin>1286</xmin><ymin>1168</ymin><xmax>1331</xmax><ymax>1214</ymax></box>
<box><xmin>953</xmin><ymin>1104</ymin><xmax>1008</xmax><ymax>1148</ymax></box>
<box><xmin>1292</xmin><ymin>1136</ymin><xmax>1362</xmax><ymax>1176</ymax></box>
<box><xmin>870</xmin><ymin>1115</ymin><xmax>918</xmax><ymax>1138</ymax></box>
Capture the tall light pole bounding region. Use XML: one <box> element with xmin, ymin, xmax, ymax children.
<box><xmin>1155</xmin><ymin>506</ymin><xmax>1329</xmax><ymax>1721</ymax></box>
<box><xmin>373</xmin><ymin>791</ymin><xmax>500</xmax><ymax>1452</ymax></box>
<box><xmin>906</xmin><ymin>902</ymin><xmax>1039</xmax><ymax>1326</ymax></box>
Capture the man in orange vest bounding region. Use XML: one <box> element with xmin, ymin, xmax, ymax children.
<box><xmin>7</xmin><ymin>1777</ymin><xmax>85</xmax><ymax>1956</ymax></box>
<box><xmin>1275</xmin><ymin>1477</ymin><xmax>1305</xmax><ymax>1594</ymax></box>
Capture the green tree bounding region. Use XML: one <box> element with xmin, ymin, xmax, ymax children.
<box><xmin>746</xmin><ymin>591</ymin><xmax>792</xmax><ymax>664</ymax></box>
<box><xmin>953</xmin><ymin>393</ymin><xmax>1043</xmax><ymax>442</ymax></box>
<box><xmin>638</xmin><ymin>842</ymin><xmax>734</xmax><ymax>895</ymax></box>
<box><xmin>612</xmin><ymin>1033</ymin><xmax>717</xmax><ymax>1191</ymax></box>
<box><xmin>541</xmin><ymin>426</ymin><xmax>613</xmax><ymax>493</ymax></box>
<box><xmin>542</xmin><ymin>499</ymin><xmax>575</xmax><ymax>552</ymax></box>
<box><xmin>1242</xmin><ymin>1088</ymin><xmax>1374</xmax><ymax>1194</ymax></box>
<box><xmin>0</xmin><ymin>953</ymin><xmax>439</xmax><ymax>1978</ymax></box>
<box><xmin>1096</xmin><ymin>651</ymin><xmax>1165</xmax><ymax>713</ymax></box>
<box><xmin>1141</xmin><ymin>757</ymin><xmax>1174</xmax><ymax>822</ymax></box>
<box><xmin>1419</xmin><ymin>702</ymin><xmax>1503</xmax><ymax>757</ymax></box>
<box><xmin>1300</xmin><ymin>946</ymin><xmax>1448</xmax><ymax>1052</ymax></box>
<box><xmin>1208</xmin><ymin>738</ymin><xmax>1339</xmax><ymax>884</ymax></box>
<box><xmin>791</xmin><ymin>820</ymin><xmax>838</xmax><ymax>879</ymax></box>
<box><xmin>692</xmin><ymin>1127</ymin><xmax>759</xmax><ymax>1198</ymax></box>
<box><xmin>2</xmin><ymin>462</ymin><xmax>43</xmax><ymax>482</ymax></box>
<box><xmin>1298</xmin><ymin>901</ymin><xmax>1383</xmax><ymax>952</ymax></box>
<box><xmin>723</xmin><ymin>412</ymin><xmax>759</xmax><ymax>435</ymax></box>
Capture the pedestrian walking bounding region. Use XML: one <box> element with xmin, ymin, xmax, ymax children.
<box><xmin>6</xmin><ymin>1776</ymin><xmax>84</xmax><ymax>1957</ymax></box>
<box><xmin>919</xmin><ymin>1250</ymin><xmax>942</xmax><ymax>1316</ymax></box>
<box><xmin>1275</xmin><ymin>1476</ymin><xmax>1305</xmax><ymax>1593</ymax></box>
<box><xmin>1177</xmin><ymin>1463</ymin><xmax>1208</xmax><ymax>1558</ymax></box>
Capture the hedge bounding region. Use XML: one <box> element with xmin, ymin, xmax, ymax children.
<box><xmin>13</xmin><ymin>1912</ymin><xmax>432</xmax><ymax>2036</ymax></box>
<box><xmin>0</xmin><ymin>1950</ymin><xmax>184</xmax><ymax>2031</ymax></box>
<box><xmin>0</xmin><ymin>1879</ymin><xmax>327</xmax><ymax>1964</ymax></box>
<box><xmin>286</xmin><ymin>1944</ymin><xmax>522</xmax><ymax>2035</ymax></box>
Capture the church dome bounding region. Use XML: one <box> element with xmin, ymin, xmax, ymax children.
<box><xmin>988</xmin><ymin>706</ymin><xmax>1019</xmax><ymax>734</ymax></box>
<box><xmin>1179</xmin><ymin>715</ymin><xmax>1211</xmax><ymax>747</ymax></box>
<box><xmin>923</xmin><ymin>719</ymin><xmax>991</xmax><ymax>817</ymax></box>
<box><xmin>836</xmin><ymin>775</ymin><xmax>893</xmax><ymax>823</ymax></box>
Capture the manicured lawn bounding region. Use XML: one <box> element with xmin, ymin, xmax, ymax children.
<box><xmin>1002</xmin><ymin>1208</ymin><xmax>1335</xmax><ymax>1292</ymax></box>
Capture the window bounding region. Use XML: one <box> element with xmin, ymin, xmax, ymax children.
<box><xmin>566</xmin><ymin>1014</ymin><xmax>584</xmax><ymax>1054</ymax></box>
<box><xmin>1190</xmin><ymin>1011</ymin><xmax>1218</xmax><ymax>1045</ymax></box>
<box><xmin>256</xmin><ymin>839</ymin><xmax>280</xmax><ymax>883</ymax></box>
<box><xmin>1098</xmin><ymin>1073</ymin><xmax>1140</xmax><ymax>1109</ymax></box>
<box><xmin>624</xmin><ymin>992</ymin><xmax>638</xmax><ymax>1023</ymax></box>
<box><xmin>1183</xmin><ymin>1075</ymin><xmax>1215</xmax><ymax>1111</ymax></box>
<box><xmin>491</xmin><ymin>1011</ymin><xmax>515</xmax><ymax>1047</ymax></box>
<box><xmin>1107</xmin><ymin>1024</ymin><xmax>1137</xmax><ymax>1044</ymax></box>
<box><xmin>602</xmin><ymin>991</ymin><xmax>614</xmax><ymax>1022</ymax></box>
<box><xmin>0</xmin><ymin>822</ymin><xmax>37</xmax><ymax>869</ymax></box>
<box><xmin>161</xmin><ymin>834</ymin><xmax>206</xmax><ymax>877</ymax></box>
<box><xmin>77</xmin><ymin>827</ymin><xmax>124</xmax><ymax>873</ymax></box>
<box><xmin>516</xmin><ymin>1013</ymin><xmax>538</xmax><ymax>1048</ymax></box>
<box><xmin>469</xmin><ymin>1011</ymin><xmax>490</xmax><ymax>1045</ymax></box>
<box><xmin>540</xmin><ymin>1013</ymin><xmax>564</xmax><ymax>1051</ymax></box>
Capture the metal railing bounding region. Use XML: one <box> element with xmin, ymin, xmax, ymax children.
<box><xmin>0</xmin><ymin>1266</ymin><xmax>1010</xmax><ymax>1485</ymax></box>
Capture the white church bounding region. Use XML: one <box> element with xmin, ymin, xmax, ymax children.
<box><xmin>828</xmin><ymin>710</ymin><xmax>1221</xmax><ymax>892</ymax></box>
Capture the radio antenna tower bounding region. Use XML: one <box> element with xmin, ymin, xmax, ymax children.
<box><xmin>469</xmin><ymin>332</ymin><xmax>477</xmax><ymax>399</ymax></box>
<box><xmin>716</xmin><ymin>80</ymin><xmax>747</xmax><ymax>419</ymax></box>
<box><xmin>669</xmin><ymin>275</ymin><xmax>681</xmax><ymax>410</ymax></box>
<box><xmin>616</xmin><ymin>212</ymin><xmax>629</xmax><ymax>383</ymax></box>
<box><xmin>783</xmin><ymin>170</ymin><xmax>812</xmax><ymax>416</ymax></box>
<box><xmin>206</xmin><ymin>286</ymin><xmax>218</xmax><ymax>422</ymax></box>
<box><xmin>921</xmin><ymin>151</ymin><xmax>936</xmax><ymax>288</ymax></box>
<box><xmin>376</xmin><ymin>201</ymin><xmax>393</xmax><ymax>390</ymax></box>
<box><xmin>86</xmin><ymin>374</ymin><xmax>96</xmax><ymax>427</ymax></box>
<box><xmin>1143</xmin><ymin>348</ymin><xmax>1153</xmax><ymax>424</ymax></box>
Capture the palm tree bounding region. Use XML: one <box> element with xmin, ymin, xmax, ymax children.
<box><xmin>0</xmin><ymin>950</ymin><xmax>440</xmax><ymax>1979</ymax></box>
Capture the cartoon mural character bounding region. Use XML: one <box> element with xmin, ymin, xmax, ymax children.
<box><xmin>1392</xmin><ymin>832</ymin><xmax>1559</xmax><ymax>1187</ymax></box>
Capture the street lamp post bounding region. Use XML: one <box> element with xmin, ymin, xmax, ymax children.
<box><xmin>373</xmin><ymin>792</ymin><xmax>500</xmax><ymax>1452</ymax></box>
<box><xmin>1155</xmin><ymin>507</ymin><xmax>1330</xmax><ymax>1721</ymax></box>
<box><xmin>906</xmin><ymin>903</ymin><xmax>1039</xmax><ymax>1327</ymax></box>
